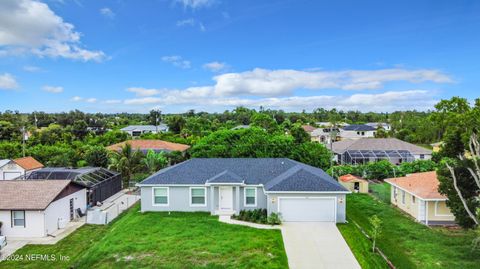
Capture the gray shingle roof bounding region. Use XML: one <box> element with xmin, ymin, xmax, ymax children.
<box><xmin>332</xmin><ymin>138</ymin><xmax>432</xmax><ymax>155</ymax></box>
<box><xmin>342</xmin><ymin>124</ymin><xmax>376</xmax><ymax>131</ymax></box>
<box><xmin>140</xmin><ymin>158</ymin><xmax>347</xmax><ymax>192</ymax></box>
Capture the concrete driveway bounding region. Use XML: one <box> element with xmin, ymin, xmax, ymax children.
<box><xmin>281</xmin><ymin>222</ymin><xmax>360</xmax><ymax>269</ymax></box>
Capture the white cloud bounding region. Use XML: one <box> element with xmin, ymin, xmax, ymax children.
<box><xmin>71</xmin><ymin>96</ymin><xmax>83</xmax><ymax>101</ymax></box>
<box><xmin>209</xmin><ymin>68</ymin><xmax>452</xmax><ymax>97</ymax></box>
<box><xmin>199</xmin><ymin>22</ymin><xmax>206</xmax><ymax>32</ymax></box>
<box><xmin>176</xmin><ymin>18</ymin><xmax>195</xmax><ymax>27</ymax></box>
<box><xmin>23</xmin><ymin>65</ymin><xmax>42</xmax><ymax>72</ymax></box>
<box><xmin>161</xmin><ymin>55</ymin><xmax>191</xmax><ymax>69</ymax></box>
<box><xmin>0</xmin><ymin>0</ymin><xmax>106</xmax><ymax>61</ymax></box>
<box><xmin>0</xmin><ymin>73</ymin><xmax>19</xmax><ymax>90</ymax></box>
<box><xmin>174</xmin><ymin>0</ymin><xmax>216</xmax><ymax>9</ymax></box>
<box><xmin>100</xmin><ymin>7</ymin><xmax>115</xmax><ymax>19</ymax></box>
<box><xmin>126</xmin><ymin>87</ymin><xmax>162</xmax><ymax>97</ymax></box>
<box><xmin>42</xmin><ymin>85</ymin><xmax>63</xmax><ymax>93</ymax></box>
<box><xmin>203</xmin><ymin>61</ymin><xmax>228</xmax><ymax>72</ymax></box>
<box><xmin>86</xmin><ymin>98</ymin><xmax>97</xmax><ymax>103</ymax></box>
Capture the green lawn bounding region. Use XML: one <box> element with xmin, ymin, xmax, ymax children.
<box><xmin>345</xmin><ymin>193</ymin><xmax>480</xmax><ymax>269</ymax></box>
<box><xmin>369</xmin><ymin>182</ymin><xmax>391</xmax><ymax>204</ymax></box>
<box><xmin>2</xmin><ymin>204</ymin><xmax>287</xmax><ymax>269</ymax></box>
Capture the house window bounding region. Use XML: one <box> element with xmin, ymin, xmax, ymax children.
<box><xmin>190</xmin><ymin>187</ymin><xmax>206</xmax><ymax>206</ymax></box>
<box><xmin>12</xmin><ymin>210</ymin><xmax>25</xmax><ymax>227</ymax></box>
<box><xmin>420</xmin><ymin>154</ymin><xmax>425</xmax><ymax>160</ymax></box>
<box><xmin>244</xmin><ymin>187</ymin><xmax>257</xmax><ymax>207</ymax></box>
<box><xmin>401</xmin><ymin>190</ymin><xmax>406</xmax><ymax>204</ymax></box>
<box><xmin>153</xmin><ymin>187</ymin><xmax>169</xmax><ymax>206</ymax></box>
<box><xmin>412</xmin><ymin>196</ymin><xmax>416</xmax><ymax>204</ymax></box>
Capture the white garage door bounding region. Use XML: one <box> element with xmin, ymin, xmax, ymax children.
<box><xmin>3</xmin><ymin>171</ymin><xmax>22</xmax><ymax>180</ymax></box>
<box><xmin>279</xmin><ymin>197</ymin><xmax>336</xmax><ymax>222</ymax></box>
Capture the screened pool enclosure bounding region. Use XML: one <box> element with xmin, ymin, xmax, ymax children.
<box><xmin>340</xmin><ymin>149</ymin><xmax>415</xmax><ymax>165</ymax></box>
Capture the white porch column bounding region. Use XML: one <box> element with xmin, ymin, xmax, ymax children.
<box><xmin>210</xmin><ymin>186</ymin><xmax>215</xmax><ymax>214</ymax></box>
<box><xmin>235</xmin><ymin>186</ymin><xmax>240</xmax><ymax>213</ymax></box>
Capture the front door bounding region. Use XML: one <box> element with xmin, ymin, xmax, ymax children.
<box><xmin>219</xmin><ymin>187</ymin><xmax>233</xmax><ymax>211</ymax></box>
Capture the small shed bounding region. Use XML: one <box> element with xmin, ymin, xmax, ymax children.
<box><xmin>339</xmin><ymin>174</ymin><xmax>368</xmax><ymax>193</ymax></box>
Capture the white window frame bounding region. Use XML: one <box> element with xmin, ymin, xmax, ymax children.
<box><xmin>244</xmin><ymin>187</ymin><xmax>257</xmax><ymax>207</ymax></box>
<box><xmin>12</xmin><ymin>210</ymin><xmax>25</xmax><ymax>227</ymax></box>
<box><xmin>152</xmin><ymin>187</ymin><xmax>169</xmax><ymax>206</ymax></box>
<box><xmin>190</xmin><ymin>187</ymin><xmax>207</xmax><ymax>207</ymax></box>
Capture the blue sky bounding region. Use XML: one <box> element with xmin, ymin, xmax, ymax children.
<box><xmin>0</xmin><ymin>0</ymin><xmax>479</xmax><ymax>113</ymax></box>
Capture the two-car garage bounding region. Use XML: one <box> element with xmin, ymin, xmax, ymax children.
<box><xmin>277</xmin><ymin>197</ymin><xmax>338</xmax><ymax>222</ymax></box>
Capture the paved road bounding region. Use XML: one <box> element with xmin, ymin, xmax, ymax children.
<box><xmin>281</xmin><ymin>222</ymin><xmax>361</xmax><ymax>269</ymax></box>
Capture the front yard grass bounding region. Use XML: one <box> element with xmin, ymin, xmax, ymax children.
<box><xmin>1</xmin><ymin>203</ymin><xmax>287</xmax><ymax>269</ymax></box>
<box><xmin>346</xmin><ymin>193</ymin><xmax>480</xmax><ymax>269</ymax></box>
<box><xmin>369</xmin><ymin>182</ymin><xmax>391</xmax><ymax>204</ymax></box>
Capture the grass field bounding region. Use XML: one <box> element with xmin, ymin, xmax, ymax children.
<box><xmin>344</xmin><ymin>193</ymin><xmax>480</xmax><ymax>269</ymax></box>
<box><xmin>369</xmin><ymin>182</ymin><xmax>391</xmax><ymax>204</ymax></box>
<box><xmin>1</xmin><ymin>204</ymin><xmax>288</xmax><ymax>269</ymax></box>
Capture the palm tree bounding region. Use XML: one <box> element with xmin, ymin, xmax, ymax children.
<box><xmin>143</xmin><ymin>149</ymin><xmax>168</xmax><ymax>174</ymax></box>
<box><xmin>108</xmin><ymin>143</ymin><xmax>144</xmax><ymax>188</ymax></box>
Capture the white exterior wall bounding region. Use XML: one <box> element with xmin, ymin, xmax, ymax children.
<box><xmin>0</xmin><ymin>210</ymin><xmax>45</xmax><ymax>237</ymax></box>
<box><xmin>339</xmin><ymin>130</ymin><xmax>376</xmax><ymax>140</ymax></box>
<box><xmin>413</xmin><ymin>154</ymin><xmax>432</xmax><ymax>161</ymax></box>
<box><xmin>44</xmin><ymin>189</ymin><xmax>87</xmax><ymax>236</ymax></box>
<box><xmin>0</xmin><ymin>162</ymin><xmax>25</xmax><ymax>180</ymax></box>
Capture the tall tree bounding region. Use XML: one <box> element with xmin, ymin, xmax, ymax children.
<box><xmin>108</xmin><ymin>143</ymin><xmax>144</xmax><ymax>187</ymax></box>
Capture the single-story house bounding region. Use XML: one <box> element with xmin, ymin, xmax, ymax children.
<box><xmin>27</xmin><ymin>167</ymin><xmax>122</xmax><ymax>207</ymax></box>
<box><xmin>137</xmin><ymin>158</ymin><xmax>350</xmax><ymax>223</ymax></box>
<box><xmin>0</xmin><ymin>180</ymin><xmax>86</xmax><ymax>237</ymax></box>
<box><xmin>339</xmin><ymin>174</ymin><xmax>368</xmax><ymax>193</ymax></box>
<box><xmin>107</xmin><ymin>139</ymin><xmax>190</xmax><ymax>154</ymax></box>
<box><xmin>0</xmin><ymin>157</ymin><xmax>43</xmax><ymax>180</ymax></box>
<box><xmin>385</xmin><ymin>171</ymin><xmax>455</xmax><ymax>226</ymax></box>
<box><xmin>310</xmin><ymin>128</ymin><xmax>340</xmax><ymax>145</ymax></box>
<box><xmin>332</xmin><ymin>138</ymin><xmax>432</xmax><ymax>165</ymax></box>
<box><xmin>120</xmin><ymin>124</ymin><xmax>169</xmax><ymax>137</ymax></box>
<box><xmin>339</xmin><ymin>124</ymin><xmax>376</xmax><ymax>140</ymax></box>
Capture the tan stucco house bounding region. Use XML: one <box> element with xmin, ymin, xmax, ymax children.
<box><xmin>385</xmin><ymin>171</ymin><xmax>455</xmax><ymax>226</ymax></box>
<box><xmin>339</xmin><ymin>174</ymin><xmax>368</xmax><ymax>193</ymax></box>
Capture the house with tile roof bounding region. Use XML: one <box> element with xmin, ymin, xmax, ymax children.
<box><xmin>120</xmin><ymin>124</ymin><xmax>169</xmax><ymax>137</ymax></box>
<box><xmin>106</xmin><ymin>139</ymin><xmax>190</xmax><ymax>154</ymax></box>
<box><xmin>0</xmin><ymin>180</ymin><xmax>86</xmax><ymax>237</ymax></box>
<box><xmin>339</xmin><ymin>124</ymin><xmax>377</xmax><ymax>140</ymax></box>
<box><xmin>385</xmin><ymin>171</ymin><xmax>455</xmax><ymax>226</ymax></box>
<box><xmin>0</xmin><ymin>157</ymin><xmax>44</xmax><ymax>180</ymax></box>
<box><xmin>137</xmin><ymin>158</ymin><xmax>350</xmax><ymax>223</ymax></box>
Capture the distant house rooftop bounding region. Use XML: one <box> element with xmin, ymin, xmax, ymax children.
<box><xmin>107</xmin><ymin>139</ymin><xmax>190</xmax><ymax>153</ymax></box>
<box><xmin>302</xmin><ymin>125</ymin><xmax>317</xmax><ymax>133</ymax></box>
<box><xmin>120</xmin><ymin>124</ymin><xmax>168</xmax><ymax>132</ymax></box>
<box><xmin>339</xmin><ymin>174</ymin><xmax>367</xmax><ymax>183</ymax></box>
<box><xmin>342</xmin><ymin>124</ymin><xmax>376</xmax><ymax>131</ymax></box>
<box><xmin>13</xmin><ymin>156</ymin><xmax>44</xmax><ymax>171</ymax></box>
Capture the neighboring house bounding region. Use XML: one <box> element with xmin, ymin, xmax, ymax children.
<box><xmin>366</xmin><ymin>122</ymin><xmax>392</xmax><ymax>132</ymax></box>
<box><xmin>339</xmin><ymin>124</ymin><xmax>376</xmax><ymax>140</ymax></box>
<box><xmin>385</xmin><ymin>171</ymin><xmax>455</xmax><ymax>226</ymax></box>
<box><xmin>431</xmin><ymin>142</ymin><xmax>443</xmax><ymax>153</ymax></box>
<box><xmin>120</xmin><ymin>124</ymin><xmax>169</xmax><ymax>137</ymax></box>
<box><xmin>316</xmin><ymin>122</ymin><xmax>349</xmax><ymax>128</ymax></box>
<box><xmin>14</xmin><ymin>156</ymin><xmax>44</xmax><ymax>177</ymax></box>
<box><xmin>137</xmin><ymin>158</ymin><xmax>349</xmax><ymax>223</ymax></box>
<box><xmin>0</xmin><ymin>157</ymin><xmax>44</xmax><ymax>180</ymax></box>
<box><xmin>338</xmin><ymin>174</ymin><xmax>368</xmax><ymax>193</ymax></box>
<box><xmin>301</xmin><ymin>125</ymin><xmax>317</xmax><ymax>133</ymax></box>
<box><xmin>231</xmin><ymin>125</ymin><xmax>251</xmax><ymax>130</ymax></box>
<box><xmin>0</xmin><ymin>159</ymin><xmax>24</xmax><ymax>180</ymax></box>
<box><xmin>107</xmin><ymin>139</ymin><xmax>190</xmax><ymax>154</ymax></box>
<box><xmin>310</xmin><ymin>128</ymin><xmax>340</xmax><ymax>145</ymax></box>
<box><xmin>0</xmin><ymin>180</ymin><xmax>86</xmax><ymax>237</ymax></box>
<box><xmin>27</xmin><ymin>167</ymin><xmax>122</xmax><ymax>207</ymax></box>
<box><xmin>332</xmin><ymin>138</ymin><xmax>432</xmax><ymax>165</ymax></box>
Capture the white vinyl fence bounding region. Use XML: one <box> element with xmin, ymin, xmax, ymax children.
<box><xmin>87</xmin><ymin>193</ymin><xmax>139</xmax><ymax>225</ymax></box>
